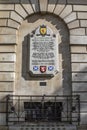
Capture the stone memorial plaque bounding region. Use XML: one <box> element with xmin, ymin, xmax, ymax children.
<box><xmin>29</xmin><ymin>25</ymin><xmax>59</xmax><ymax>76</ymax></box>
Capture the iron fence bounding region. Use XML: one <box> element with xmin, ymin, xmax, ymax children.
<box><xmin>6</xmin><ymin>95</ymin><xmax>80</xmax><ymax>125</ymax></box>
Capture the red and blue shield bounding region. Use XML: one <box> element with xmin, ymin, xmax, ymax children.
<box><xmin>40</xmin><ymin>66</ymin><xmax>46</xmax><ymax>73</ymax></box>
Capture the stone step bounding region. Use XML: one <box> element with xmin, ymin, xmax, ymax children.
<box><xmin>9</xmin><ymin>125</ymin><xmax>77</xmax><ymax>130</ymax></box>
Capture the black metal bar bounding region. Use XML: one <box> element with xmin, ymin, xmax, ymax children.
<box><xmin>6</xmin><ymin>95</ymin><xmax>9</xmax><ymax>126</ymax></box>
<box><xmin>78</xmin><ymin>95</ymin><xmax>80</xmax><ymax>125</ymax></box>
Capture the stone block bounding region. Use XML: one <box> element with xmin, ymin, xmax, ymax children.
<box><xmin>72</xmin><ymin>63</ymin><xmax>87</xmax><ymax>72</ymax></box>
<box><xmin>0</xmin><ymin>45</ymin><xmax>16</xmax><ymax>52</ymax></box>
<box><xmin>15</xmin><ymin>4</ymin><xmax>28</xmax><ymax>18</ymax></box>
<box><xmin>59</xmin><ymin>5</ymin><xmax>72</xmax><ymax>18</ymax></box>
<box><xmin>71</xmin><ymin>54</ymin><xmax>87</xmax><ymax>62</ymax></box>
<box><xmin>70</xmin><ymin>28</ymin><xmax>85</xmax><ymax>35</ymax></box>
<box><xmin>39</xmin><ymin>0</ymin><xmax>48</xmax><ymax>12</ymax></box>
<box><xmin>0</xmin><ymin>72</ymin><xmax>15</xmax><ymax>81</ymax></box>
<box><xmin>67</xmin><ymin>0</ymin><xmax>87</xmax><ymax>5</ymax></box>
<box><xmin>54</xmin><ymin>4</ymin><xmax>65</xmax><ymax>15</ymax></box>
<box><xmin>0</xmin><ymin>0</ymin><xmax>19</xmax><ymax>3</ymax></box>
<box><xmin>73</xmin><ymin>5</ymin><xmax>87</xmax><ymax>11</ymax></box>
<box><xmin>0</xmin><ymin>114</ymin><xmax>6</xmax><ymax>125</ymax></box>
<box><xmin>0</xmin><ymin>53</ymin><xmax>16</xmax><ymax>62</ymax></box>
<box><xmin>71</xmin><ymin>46</ymin><xmax>87</xmax><ymax>53</ymax></box>
<box><xmin>0</xmin><ymin>35</ymin><xmax>16</xmax><ymax>44</ymax></box>
<box><xmin>0</xmin><ymin>27</ymin><xmax>16</xmax><ymax>35</ymax></box>
<box><xmin>70</xmin><ymin>36</ymin><xmax>87</xmax><ymax>45</ymax></box>
<box><xmin>0</xmin><ymin>11</ymin><xmax>9</xmax><ymax>18</ymax></box>
<box><xmin>0</xmin><ymin>4</ymin><xmax>14</xmax><ymax>10</ymax></box>
<box><xmin>0</xmin><ymin>82</ymin><xmax>14</xmax><ymax>92</ymax></box>
<box><xmin>72</xmin><ymin>72</ymin><xmax>87</xmax><ymax>81</ymax></box>
<box><xmin>10</xmin><ymin>11</ymin><xmax>23</xmax><ymax>23</ymax></box>
<box><xmin>78</xmin><ymin>12</ymin><xmax>87</xmax><ymax>19</ymax></box>
<box><xmin>48</xmin><ymin>0</ymin><xmax>57</xmax><ymax>13</ymax></box>
<box><xmin>0</xmin><ymin>19</ymin><xmax>7</xmax><ymax>26</ymax></box>
<box><xmin>80</xmin><ymin>113</ymin><xmax>87</xmax><ymax>124</ymax></box>
<box><xmin>22</xmin><ymin>4</ymin><xmax>34</xmax><ymax>15</ymax></box>
<box><xmin>64</xmin><ymin>12</ymin><xmax>76</xmax><ymax>23</ymax></box>
<box><xmin>30</xmin><ymin>0</ymin><xmax>39</xmax><ymax>12</ymax></box>
<box><xmin>72</xmin><ymin>82</ymin><xmax>87</xmax><ymax>92</ymax></box>
<box><xmin>8</xmin><ymin>19</ymin><xmax>20</xmax><ymax>29</ymax></box>
<box><xmin>67</xmin><ymin>20</ymin><xmax>79</xmax><ymax>29</ymax></box>
<box><xmin>0</xmin><ymin>63</ymin><xmax>15</xmax><ymax>72</ymax></box>
<box><xmin>80</xmin><ymin>20</ymin><xmax>87</xmax><ymax>27</ymax></box>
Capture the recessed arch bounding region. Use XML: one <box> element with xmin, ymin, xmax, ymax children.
<box><xmin>15</xmin><ymin>13</ymin><xmax>71</xmax><ymax>96</ymax></box>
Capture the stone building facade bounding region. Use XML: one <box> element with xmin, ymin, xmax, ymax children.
<box><xmin>0</xmin><ymin>0</ymin><xmax>87</xmax><ymax>129</ymax></box>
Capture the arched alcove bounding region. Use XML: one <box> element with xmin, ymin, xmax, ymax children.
<box><xmin>15</xmin><ymin>13</ymin><xmax>71</xmax><ymax>96</ymax></box>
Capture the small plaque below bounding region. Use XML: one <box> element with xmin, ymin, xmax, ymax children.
<box><xmin>40</xmin><ymin>82</ymin><xmax>46</xmax><ymax>86</ymax></box>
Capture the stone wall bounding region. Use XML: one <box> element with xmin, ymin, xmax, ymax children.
<box><xmin>0</xmin><ymin>0</ymin><xmax>87</xmax><ymax>125</ymax></box>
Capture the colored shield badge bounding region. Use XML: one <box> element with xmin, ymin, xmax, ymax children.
<box><xmin>33</xmin><ymin>66</ymin><xmax>38</xmax><ymax>71</ymax></box>
<box><xmin>48</xmin><ymin>66</ymin><xmax>54</xmax><ymax>71</ymax></box>
<box><xmin>40</xmin><ymin>66</ymin><xmax>46</xmax><ymax>73</ymax></box>
<box><xmin>40</xmin><ymin>25</ymin><xmax>47</xmax><ymax>35</ymax></box>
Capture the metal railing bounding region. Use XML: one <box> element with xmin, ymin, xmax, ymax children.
<box><xmin>6</xmin><ymin>95</ymin><xmax>80</xmax><ymax>126</ymax></box>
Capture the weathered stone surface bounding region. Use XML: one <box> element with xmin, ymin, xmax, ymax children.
<box><xmin>71</xmin><ymin>54</ymin><xmax>87</xmax><ymax>62</ymax></box>
<box><xmin>72</xmin><ymin>63</ymin><xmax>87</xmax><ymax>72</ymax></box>
<box><xmin>30</xmin><ymin>0</ymin><xmax>39</xmax><ymax>12</ymax></box>
<box><xmin>0</xmin><ymin>0</ymin><xmax>19</xmax><ymax>3</ymax></box>
<box><xmin>71</xmin><ymin>46</ymin><xmax>87</xmax><ymax>53</ymax></box>
<box><xmin>80</xmin><ymin>113</ymin><xmax>87</xmax><ymax>124</ymax></box>
<box><xmin>67</xmin><ymin>20</ymin><xmax>79</xmax><ymax>29</ymax></box>
<box><xmin>73</xmin><ymin>5</ymin><xmax>87</xmax><ymax>11</ymax></box>
<box><xmin>8</xmin><ymin>19</ymin><xmax>20</xmax><ymax>29</ymax></box>
<box><xmin>64</xmin><ymin>12</ymin><xmax>76</xmax><ymax>23</ymax></box>
<box><xmin>39</xmin><ymin>0</ymin><xmax>48</xmax><ymax>12</ymax></box>
<box><xmin>0</xmin><ymin>11</ymin><xmax>9</xmax><ymax>18</ymax></box>
<box><xmin>22</xmin><ymin>4</ymin><xmax>34</xmax><ymax>15</ymax></box>
<box><xmin>0</xmin><ymin>114</ymin><xmax>6</xmax><ymax>125</ymax></box>
<box><xmin>0</xmin><ymin>82</ymin><xmax>14</xmax><ymax>91</ymax></box>
<box><xmin>70</xmin><ymin>28</ymin><xmax>85</xmax><ymax>35</ymax></box>
<box><xmin>59</xmin><ymin>5</ymin><xmax>72</xmax><ymax>18</ymax></box>
<box><xmin>70</xmin><ymin>36</ymin><xmax>87</xmax><ymax>45</ymax></box>
<box><xmin>0</xmin><ymin>27</ymin><xmax>16</xmax><ymax>35</ymax></box>
<box><xmin>10</xmin><ymin>11</ymin><xmax>23</xmax><ymax>23</ymax></box>
<box><xmin>15</xmin><ymin>4</ymin><xmax>28</xmax><ymax>18</ymax></box>
<box><xmin>0</xmin><ymin>35</ymin><xmax>16</xmax><ymax>44</ymax></box>
<box><xmin>54</xmin><ymin>4</ymin><xmax>65</xmax><ymax>15</ymax></box>
<box><xmin>48</xmin><ymin>0</ymin><xmax>57</xmax><ymax>13</ymax></box>
<box><xmin>0</xmin><ymin>19</ymin><xmax>7</xmax><ymax>26</ymax></box>
<box><xmin>67</xmin><ymin>0</ymin><xmax>87</xmax><ymax>5</ymax></box>
<box><xmin>0</xmin><ymin>53</ymin><xmax>16</xmax><ymax>62</ymax></box>
<box><xmin>78</xmin><ymin>12</ymin><xmax>87</xmax><ymax>19</ymax></box>
<box><xmin>0</xmin><ymin>72</ymin><xmax>15</xmax><ymax>81</ymax></box>
<box><xmin>72</xmin><ymin>73</ymin><xmax>87</xmax><ymax>81</ymax></box>
<box><xmin>0</xmin><ymin>4</ymin><xmax>14</xmax><ymax>10</ymax></box>
<box><xmin>80</xmin><ymin>20</ymin><xmax>87</xmax><ymax>27</ymax></box>
<box><xmin>0</xmin><ymin>45</ymin><xmax>16</xmax><ymax>52</ymax></box>
<box><xmin>0</xmin><ymin>63</ymin><xmax>15</xmax><ymax>72</ymax></box>
<box><xmin>72</xmin><ymin>82</ymin><xmax>87</xmax><ymax>92</ymax></box>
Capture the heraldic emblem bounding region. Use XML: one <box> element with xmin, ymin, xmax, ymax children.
<box><xmin>40</xmin><ymin>25</ymin><xmax>47</xmax><ymax>35</ymax></box>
